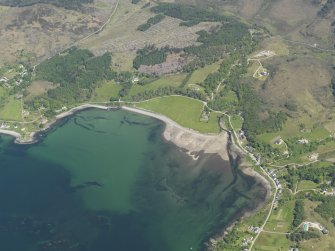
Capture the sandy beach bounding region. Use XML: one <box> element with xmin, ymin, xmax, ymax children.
<box><xmin>123</xmin><ymin>106</ymin><xmax>230</xmax><ymax>161</ymax></box>
<box><xmin>0</xmin><ymin>129</ymin><xmax>21</xmax><ymax>139</ymax></box>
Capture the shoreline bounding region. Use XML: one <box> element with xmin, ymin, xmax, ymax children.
<box><xmin>204</xmin><ymin>134</ymin><xmax>272</xmax><ymax>250</ymax></box>
<box><xmin>0</xmin><ymin>104</ymin><xmax>230</xmax><ymax>161</ymax></box>
<box><xmin>0</xmin><ymin>103</ymin><xmax>271</xmax><ymax>246</ymax></box>
<box><xmin>0</xmin><ymin>101</ymin><xmax>270</xmax><ymax>193</ymax></box>
<box><xmin>0</xmin><ymin>104</ymin><xmax>109</xmax><ymax>144</ymax></box>
<box><xmin>123</xmin><ymin>106</ymin><xmax>230</xmax><ymax>161</ymax></box>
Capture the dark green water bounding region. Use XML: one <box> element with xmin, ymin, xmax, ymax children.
<box><xmin>0</xmin><ymin>109</ymin><xmax>266</xmax><ymax>251</ymax></box>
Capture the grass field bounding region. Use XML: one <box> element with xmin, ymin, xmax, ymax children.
<box><xmin>318</xmin><ymin>141</ymin><xmax>335</xmax><ymax>160</ymax></box>
<box><xmin>0</xmin><ymin>86</ymin><xmax>7</xmax><ymax>98</ymax></box>
<box><xmin>262</xmin><ymin>38</ymin><xmax>289</xmax><ymax>56</ymax></box>
<box><xmin>26</xmin><ymin>81</ymin><xmax>55</xmax><ymax>100</ymax></box>
<box><xmin>297</xmin><ymin>180</ymin><xmax>319</xmax><ymax>190</ymax></box>
<box><xmin>187</xmin><ymin>62</ymin><xmax>221</xmax><ymax>86</ymax></box>
<box><xmin>257</xmin><ymin>118</ymin><xmax>331</xmax><ymax>143</ymax></box>
<box><xmin>0</xmin><ymin>96</ymin><xmax>22</xmax><ymax>121</ymax></box>
<box><xmin>247</xmin><ymin>60</ymin><xmax>260</xmax><ymax>76</ymax></box>
<box><xmin>136</xmin><ymin>96</ymin><xmax>221</xmax><ymax>133</ymax></box>
<box><xmin>93</xmin><ymin>81</ymin><xmax>122</xmax><ymax>102</ymax></box>
<box><xmin>254</xmin><ymin>231</ymin><xmax>291</xmax><ymax>251</ymax></box>
<box><xmin>254</xmin><ymin>65</ymin><xmax>268</xmax><ymax>81</ymax></box>
<box><xmin>127</xmin><ymin>74</ymin><xmax>187</xmax><ymax>98</ymax></box>
<box><xmin>264</xmin><ymin>200</ymin><xmax>295</xmax><ymax>233</ymax></box>
<box><xmin>230</xmin><ymin>114</ymin><xmax>244</xmax><ymax>131</ymax></box>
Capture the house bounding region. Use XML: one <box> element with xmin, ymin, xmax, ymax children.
<box><xmin>22</xmin><ymin>110</ymin><xmax>30</xmax><ymax>117</ymax></box>
<box><xmin>259</xmin><ymin>71</ymin><xmax>268</xmax><ymax>76</ymax></box>
<box><xmin>308</xmin><ymin>153</ymin><xmax>318</xmax><ymax>161</ymax></box>
<box><xmin>322</xmin><ymin>228</ymin><xmax>329</xmax><ymax>235</ymax></box>
<box><xmin>1</xmin><ymin>123</ymin><xmax>10</xmax><ymax>129</ymax></box>
<box><xmin>274</xmin><ymin>138</ymin><xmax>283</xmax><ymax>145</ymax></box>
<box><xmin>41</xmin><ymin>117</ymin><xmax>48</xmax><ymax>125</ymax></box>
<box><xmin>0</xmin><ymin>77</ymin><xmax>8</xmax><ymax>83</ymax></box>
<box><xmin>297</xmin><ymin>138</ymin><xmax>309</xmax><ymax>144</ymax></box>
<box><xmin>239</xmin><ymin>130</ymin><xmax>245</xmax><ymax>140</ymax></box>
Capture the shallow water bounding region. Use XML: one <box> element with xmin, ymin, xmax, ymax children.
<box><xmin>0</xmin><ymin>109</ymin><xmax>265</xmax><ymax>251</ymax></box>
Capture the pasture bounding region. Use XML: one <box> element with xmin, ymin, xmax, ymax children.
<box><xmin>136</xmin><ymin>96</ymin><xmax>221</xmax><ymax>133</ymax></box>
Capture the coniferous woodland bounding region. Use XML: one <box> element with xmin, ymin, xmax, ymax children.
<box><xmin>32</xmin><ymin>47</ymin><xmax>112</xmax><ymax>114</ymax></box>
<box><xmin>137</xmin><ymin>14</ymin><xmax>165</xmax><ymax>31</ymax></box>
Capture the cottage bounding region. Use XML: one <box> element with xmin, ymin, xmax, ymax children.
<box><xmin>297</xmin><ymin>138</ymin><xmax>309</xmax><ymax>144</ymax></box>
<box><xmin>274</xmin><ymin>138</ymin><xmax>283</xmax><ymax>145</ymax></box>
<box><xmin>308</xmin><ymin>153</ymin><xmax>318</xmax><ymax>161</ymax></box>
<box><xmin>0</xmin><ymin>77</ymin><xmax>8</xmax><ymax>83</ymax></box>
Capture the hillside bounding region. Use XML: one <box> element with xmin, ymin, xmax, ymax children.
<box><xmin>0</xmin><ymin>0</ymin><xmax>116</xmax><ymax>65</ymax></box>
<box><xmin>0</xmin><ymin>0</ymin><xmax>93</xmax><ymax>9</ymax></box>
<box><xmin>0</xmin><ymin>0</ymin><xmax>335</xmax><ymax>250</ymax></box>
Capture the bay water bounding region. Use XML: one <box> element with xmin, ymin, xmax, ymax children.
<box><xmin>0</xmin><ymin>109</ymin><xmax>265</xmax><ymax>251</ymax></box>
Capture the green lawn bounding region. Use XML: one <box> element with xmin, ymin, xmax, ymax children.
<box><xmin>264</xmin><ymin>200</ymin><xmax>295</xmax><ymax>232</ymax></box>
<box><xmin>0</xmin><ymin>96</ymin><xmax>22</xmax><ymax>121</ymax></box>
<box><xmin>254</xmin><ymin>231</ymin><xmax>291</xmax><ymax>251</ymax></box>
<box><xmin>230</xmin><ymin>114</ymin><xmax>243</xmax><ymax>131</ymax></box>
<box><xmin>297</xmin><ymin>180</ymin><xmax>319</xmax><ymax>190</ymax></box>
<box><xmin>316</xmin><ymin>140</ymin><xmax>335</xmax><ymax>156</ymax></box>
<box><xmin>256</xmin><ymin>118</ymin><xmax>330</xmax><ymax>144</ymax></box>
<box><xmin>256</xmin><ymin>132</ymin><xmax>279</xmax><ymax>144</ymax></box>
<box><xmin>127</xmin><ymin>74</ymin><xmax>187</xmax><ymax>98</ymax></box>
<box><xmin>306</xmin><ymin>127</ymin><xmax>330</xmax><ymax>141</ymax></box>
<box><xmin>0</xmin><ymin>86</ymin><xmax>7</xmax><ymax>98</ymax></box>
<box><xmin>93</xmin><ymin>81</ymin><xmax>122</xmax><ymax>102</ymax></box>
<box><xmin>187</xmin><ymin>62</ymin><xmax>221</xmax><ymax>86</ymax></box>
<box><xmin>136</xmin><ymin>96</ymin><xmax>221</xmax><ymax>133</ymax></box>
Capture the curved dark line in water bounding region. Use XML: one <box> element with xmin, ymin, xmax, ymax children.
<box><xmin>200</xmin><ymin>132</ymin><xmax>268</xmax><ymax>250</ymax></box>
<box><xmin>123</xmin><ymin>116</ymin><xmax>152</xmax><ymax>126</ymax></box>
<box><xmin>231</xmin><ymin>186</ymin><xmax>253</xmax><ymax>200</ymax></box>
<box><xmin>215</xmin><ymin>132</ymin><xmax>240</xmax><ymax>196</ymax></box>
<box><xmin>74</xmin><ymin>118</ymin><xmax>95</xmax><ymax>130</ymax></box>
<box><xmin>76</xmin><ymin>115</ymin><xmax>110</xmax><ymax>122</ymax></box>
<box><xmin>67</xmin><ymin>181</ymin><xmax>103</xmax><ymax>193</ymax></box>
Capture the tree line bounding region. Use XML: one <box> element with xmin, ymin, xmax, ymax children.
<box><xmin>133</xmin><ymin>45</ymin><xmax>170</xmax><ymax>69</ymax></box>
<box><xmin>151</xmin><ymin>2</ymin><xmax>226</xmax><ymax>26</ymax></box>
<box><xmin>137</xmin><ymin>14</ymin><xmax>165</xmax><ymax>31</ymax></box>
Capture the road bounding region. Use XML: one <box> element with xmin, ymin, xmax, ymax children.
<box><xmin>248</xmin><ymin>168</ymin><xmax>279</xmax><ymax>251</ymax></box>
<box><xmin>71</xmin><ymin>0</ymin><xmax>120</xmax><ymax>46</ymax></box>
<box><xmin>211</xmin><ymin>109</ymin><xmax>280</xmax><ymax>251</ymax></box>
<box><xmin>280</xmin><ymin>37</ymin><xmax>335</xmax><ymax>53</ymax></box>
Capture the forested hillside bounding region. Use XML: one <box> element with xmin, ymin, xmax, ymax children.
<box><xmin>34</xmin><ymin>47</ymin><xmax>111</xmax><ymax>110</ymax></box>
